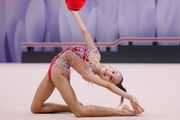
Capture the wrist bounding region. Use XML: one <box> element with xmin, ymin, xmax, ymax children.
<box><xmin>73</xmin><ymin>11</ymin><xmax>79</xmax><ymax>16</ymax></box>
<box><xmin>126</xmin><ymin>94</ymin><xmax>133</xmax><ymax>101</ymax></box>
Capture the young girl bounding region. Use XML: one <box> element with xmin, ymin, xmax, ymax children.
<box><xmin>30</xmin><ymin>9</ymin><xmax>144</xmax><ymax>117</ymax></box>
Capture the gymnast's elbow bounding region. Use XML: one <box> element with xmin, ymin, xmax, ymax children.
<box><xmin>81</xmin><ymin>70</ymin><xmax>93</xmax><ymax>82</ymax></box>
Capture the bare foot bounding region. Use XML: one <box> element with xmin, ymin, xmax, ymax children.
<box><xmin>117</xmin><ymin>104</ymin><xmax>136</xmax><ymax>116</ymax></box>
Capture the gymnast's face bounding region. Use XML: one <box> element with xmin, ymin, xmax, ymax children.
<box><xmin>99</xmin><ymin>66</ymin><xmax>122</xmax><ymax>85</ymax></box>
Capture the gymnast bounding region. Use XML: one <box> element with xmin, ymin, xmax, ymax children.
<box><xmin>30</xmin><ymin>9</ymin><xmax>145</xmax><ymax>117</ymax></box>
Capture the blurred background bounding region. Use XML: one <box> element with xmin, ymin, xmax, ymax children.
<box><xmin>0</xmin><ymin>0</ymin><xmax>180</xmax><ymax>63</ymax></box>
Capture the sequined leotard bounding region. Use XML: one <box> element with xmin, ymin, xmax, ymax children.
<box><xmin>47</xmin><ymin>45</ymin><xmax>99</xmax><ymax>82</ymax></box>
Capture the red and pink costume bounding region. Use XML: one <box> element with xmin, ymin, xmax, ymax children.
<box><xmin>48</xmin><ymin>45</ymin><xmax>99</xmax><ymax>82</ymax></box>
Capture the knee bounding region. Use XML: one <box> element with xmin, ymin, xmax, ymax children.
<box><xmin>30</xmin><ymin>104</ymin><xmax>41</xmax><ymax>114</ymax></box>
<box><xmin>73</xmin><ymin>110</ymin><xmax>84</xmax><ymax>117</ymax></box>
<box><xmin>73</xmin><ymin>106</ymin><xmax>86</xmax><ymax>117</ymax></box>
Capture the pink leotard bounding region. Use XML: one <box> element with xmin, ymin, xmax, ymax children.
<box><xmin>47</xmin><ymin>45</ymin><xmax>99</xmax><ymax>82</ymax></box>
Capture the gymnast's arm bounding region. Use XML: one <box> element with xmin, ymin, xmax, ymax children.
<box><xmin>82</xmin><ymin>73</ymin><xmax>133</xmax><ymax>100</ymax></box>
<box><xmin>82</xmin><ymin>73</ymin><xmax>144</xmax><ymax>114</ymax></box>
<box><xmin>70</xmin><ymin>10</ymin><xmax>96</xmax><ymax>48</ymax></box>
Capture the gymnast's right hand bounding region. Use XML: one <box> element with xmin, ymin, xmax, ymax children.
<box><xmin>129</xmin><ymin>95</ymin><xmax>145</xmax><ymax>114</ymax></box>
<box><xmin>68</xmin><ymin>8</ymin><xmax>79</xmax><ymax>14</ymax></box>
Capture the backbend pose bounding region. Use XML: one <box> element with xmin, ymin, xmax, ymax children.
<box><xmin>30</xmin><ymin>9</ymin><xmax>144</xmax><ymax>117</ymax></box>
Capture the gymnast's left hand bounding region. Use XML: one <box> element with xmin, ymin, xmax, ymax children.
<box><xmin>129</xmin><ymin>95</ymin><xmax>145</xmax><ymax>114</ymax></box>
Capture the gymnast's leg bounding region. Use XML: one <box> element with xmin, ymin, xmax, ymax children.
<box><xmin>30</xmin><ymin>74</ymin><xmax>71</xmax><ymax>113</ymax></box>
<box><xmin>51</xmin><ymin>67</ymin><xmax>135</xmax><ymax>117</ymax></box>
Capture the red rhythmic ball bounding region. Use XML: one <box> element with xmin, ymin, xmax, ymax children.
<box><xmin>65</xmin><ymin>0</ymin><xmax>86</xmax><ymax>11</ymax></box>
